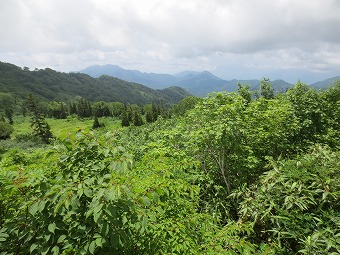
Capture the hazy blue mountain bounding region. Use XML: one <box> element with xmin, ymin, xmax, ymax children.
<box><xmin>271</xmin><ymin>79</ymin><xmax>293</xmax><ymax>92</ymax></box>
<box><xmin>310</xmin><ymin>76</ymin><xmax>340</xmax><ymax>89</ymax></box>
<box><xmin>178</xmin><ymin>77</ymin><xmax>293</xmax><ymax>97</ymax></box>
<box><xmin>78</xmin><ymin>64</ymin><xmax>338</xmax><ymax>97</ymax></box>
<box><xmin>173</xmin><ymin>71</ymin><xmax>200</xmax><ymax>78</ymax></box>
<box><xmin>78</xmin><ymin>65</ymin><xmax>277</xmax><ymax>96</ymax></box>
<box><xmin>78</xmin><ymin>64</ymin><xmax>177</xmax><ymax>89</ymax></box>
<box><xmin>79</xmin><ymin>66</ymin><xmax>231</xmax><ymax>96</ymax></box>
<box><xmin>173</xmin><ymin>71</ymin><xmax>228</xmax><ymax>97</ymax></box>
<box><xmin>79</xmin><ymin>66</ymin><xmax>228</xmax><ymax>95</ymax></box>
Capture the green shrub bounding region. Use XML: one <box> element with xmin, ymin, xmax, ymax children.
<box><xmin>235</xmin><ymin>146</ymin><xmax>340</xmax><ymax>254</ymax></box>
<box><xmin>15</xmin><ymin>133</ymin><xmax>43</xmax><ymax>143</ymax></box>
<box><xmin>0</xmin><ymin>121</ymin><xmax>13</xmax><ymax>140</ymax></box>
<box><xmin>1</xmin><ymin>148</ymin><xmax>29</xmax><ymax>166</ymax></box>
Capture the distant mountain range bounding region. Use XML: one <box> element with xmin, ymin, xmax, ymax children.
<box><xmin>0</xmin><ymin>62</ymin><xmax>190</xmax><ymax>104</ymax></box>
<box><xmin>309</xmin><ymin>76</ymin><xmax>340</xmax><ymax>89</ymax></box>
<box><xmin>1</xmin><ymin>61</ymin><xmax>338</xmax><ymax>106</ymax></box>
<box><xmin>78</xmin><ymin>64</ymin><xmax>340</xmax><ymax>97</ymax></box>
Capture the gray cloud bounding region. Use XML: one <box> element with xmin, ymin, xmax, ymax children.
<box><xmin>0</xmin><ymin>0</ymin><xmax>339</xmax><ymax>82</ymax></box>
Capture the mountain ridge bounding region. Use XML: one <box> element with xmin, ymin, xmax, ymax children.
<box><xmin>78</xmin><ymin>64</ymin><xmax>339</xmax><ymax>97</ymax></box>
<box><xmin>0</xmin><ymin>61</ymin><xmax>190</xmax><ymax>104</ymax></box>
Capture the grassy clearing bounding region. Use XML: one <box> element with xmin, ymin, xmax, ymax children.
<box><xmin>11</xmin><ymin>116</ymin><xmax>31</xmax><ymax>137</ymax></box>
<box><xmin>12</xmin><ymin>116</ymin><xmax>121</xmax><ymax>140</ymax></box>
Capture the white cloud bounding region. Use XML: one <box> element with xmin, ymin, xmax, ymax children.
<box><xmin>0</xmin><ymin>0</ymin><xmax>339</xmax><ymax>82</ymax></box>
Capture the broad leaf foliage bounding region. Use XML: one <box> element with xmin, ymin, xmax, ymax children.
<box><xmin>1</xmin><ymin>80</ymin><xmax>340</xmax><ymax>254</ymax></box>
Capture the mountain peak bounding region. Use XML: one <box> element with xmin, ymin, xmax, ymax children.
<box><xmin>199</xmin><ymin>71</ymin><xmax>222</xmax><ymax>80</ymax></box>
<box><xmin>173</xmin><ymin>71</ymin><xmax>200</xmax><ymax>78</ymax></box>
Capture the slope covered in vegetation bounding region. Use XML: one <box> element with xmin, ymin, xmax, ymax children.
<box><xmin>0</xmin><ymin>62</ymin><xmax>190</xmax><ymax>104</ymax></box>
<box><xmin>0</xmin><ymin>80</ymin><xmax>340</xmax><ymax>254</ymax></box>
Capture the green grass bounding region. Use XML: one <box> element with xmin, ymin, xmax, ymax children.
<box><xmin>12</xmin><ymin>116</ymin><xmax>122</xmax><ymax>140</ymax></box>
<box><xmin>11</xmin><ymin>116</ymin><xmax>31</xmax><ymax>136</ymax></box>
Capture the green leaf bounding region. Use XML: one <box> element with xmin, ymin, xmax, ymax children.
<box><xmin>41</xmin><ymin>245</ymin><xmax>50</xmax><ymax>255</ymax></box>
<box><xmin>101</xmin><ymin>221</ymin><xmax>109</xmax><ymax>235</ymax></box>
<box><xmin>89</xmin><ymin>240</ymin><xmax>96</xmax><ymax>254</ymax></box>
<box><xmin>57</xmin><ymin>234</ymin><xmax>67</xmax><ymax>243</ymax></box>
<box><xmin>86</xmin><ymin>208</ymin><xmax>94</xmax><ymax>219</ymax></box>
<box><xmin>152</xmin><ymin>192</ymin><xmax>160</xmax><ymax>202</ymax></box>
<box><xmin>59</xmin><ymin>154</ymin><xmax>69</xmax><ymax>162</ymax></box>
<box><xmin>48</xmin><ymin>222</ymin><xmax>56</xmax><ymax>234</ymax></box>
<box><xmin>94</xmin><ymin>210</ymin><xmax>102</xmax><ymax>223</ymax></box>
<box><xmin>93</xmin><ymin>203</ymin><xmax>103</xmax><ymax>215</ymax></box>
<box><xmin>155</xmin><ymin>187</ymin><xmax>163</xmax><ymax>195</ymax></box>
<box><xmin>44</xmin><ymin>234</ymin><xmax>51</xmax><ymax>242</ymax></box>
<box><xmin>93</xmin><ymin>233</ymin><xmax>101</xmax><ymax>238</ymax></box>
<box><xmin>38</xmin><ymin>200</ymin><xmax>46</xmax><ymax>212</ymax></box>
<box><xmin>51</xmin><ymin>246</ymin><xmax>60</xmax><ymax>255</ymax></box>
<box><xmin>0</xmin><ymin>230</ymin><xmax>9</xmax><ymax>242</ymax></box>
<box><xmin>84</xmin><ymin>188</ymin><xmax>93</xmax><ymax>197</ymax></box>
<box><xmin>96</xmin><ymin>237</ymin><xmax>103</xmax><ymax>247</ymax></box>
<box><xmin>28</xmin><ymin>202</ymin><xmax>39</xmax><ymax>215</ymax></box>
<box><xmin>70</xmin><ymin>195</ymin><xmax>80</xmax><ymax>209</ymax></box>
<box><xmin>141</xmin><ymin>196</ymin><xmax>151</xmax><ymax>207</ymax></box>
<box><xmin>93</xmin><ymin>203</ymin><xmax>103</xmax><ymax>223</ymax></box>
<box><xmin>77</xmin><ymin>187</ymin><xmax>84</xmax><ymax>197</ymax></box>
<box><xmin>30</xmin><ymin>243</ymin><xmax>38</xmax><ymax>253</ymax></box>
<box><xmin>103</xmin><ymin>173</ymin><xmax>112</xmax><ymax>180</ymax></box>
<box><xmin>122</xmin><ymin>215</ymin><xmax>128</xmax><ymax>225</ymax></box>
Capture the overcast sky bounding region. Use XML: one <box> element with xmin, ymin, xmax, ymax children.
<box><xmin>1</xmin><ymin>0</ymin><xmax>340</xmax><ymax>83</ymax></box>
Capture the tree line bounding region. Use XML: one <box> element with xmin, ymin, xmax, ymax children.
<box><xmin>0</xmin><ymin>92</ymin><xmax>190</xmax><ymax>143</ymax></box>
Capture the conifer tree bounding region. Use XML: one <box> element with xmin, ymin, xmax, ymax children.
<box><xmin>30</xmin><ymin>113</ymin><xmax>53</xmax><ymax>143</ymax></box>
<box><xmin>260</xmin><ymin>78</ymin><xmax>274</xmax><ymax>99</ymax></box>
<box><xmin>27</xmin><ymin>94</ymin><xmax>53</xmax><ymax>143</ymax></box>
<box><xmin>92</xmin><ymin>115</ymin><xmax>101</xmax><ymax>129</ymax></box>
<box><xmin>145</xmin><ymin>108</ymin><xmax>154</xmax><ymax>123</ymax></box>
<box><xmin>4</xmin><ymin>107</ymin><xmax>13</xmax><ymax>124</ymax></box>
<box><xmin>0</xmin><ymin>120</ymin><xmax>13</xmax><ymax>139</ymax></box>
<box><xmin>69</xmin><ymin>101</ymin><xmax>77</xmax><ymax>115</ymax></box>
<box><xmin>152</xmin><ymin>103</ymin><xmax>159</xmax><ymax>121</ymax></box>
<box><xmin>133</xmin><ymin>111</ymin><xmax>143</xmax><ymax>126</ymax></box>
<box><xmin>121</xmin><ymin>111</ymin><xmax>130</xmax><ymax>127</ymax></box>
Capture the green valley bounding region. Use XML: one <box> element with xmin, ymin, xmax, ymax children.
<box><xmin>1</xmin><ymin>62</ymin><xmax>340</xmax><ymax>254</ymax></box>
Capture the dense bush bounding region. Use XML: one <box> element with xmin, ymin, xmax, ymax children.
<box><xmin>0</xmin><ymin>121</ymin><xmax>14</xmax><ymax>140</ymax></box>
<box><xmin>15</xmin><ymin>133</ymin><xmax>44</xmax><ymax>144</ymax></box>
<box><xmin>0</xmin><ymin>133</ymin><xmax>46</xmax><ymax>152</ymax></box>
<box><xmin>235</xmin><ymin>146</ymin><xmax>340</xmax><ymax>254</ymax></box>
<box><xmin>1</xmin><ymin>80</ymin><xmax>340</xmax><ymax>254</ymax></box>
<box><xmin>0</xmin><ymin>131</ymin><xmax>275</xmax><ymax>254</ymax></box>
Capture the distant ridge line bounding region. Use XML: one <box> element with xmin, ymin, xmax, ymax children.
<box><xmin>78</xmin><ymin>64</ymin><xmax>340</xmax><ymax>97</ymax></box>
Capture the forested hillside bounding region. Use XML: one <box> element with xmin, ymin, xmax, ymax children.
<box><xmin>1</xmin><ymin>79</ymin><xmax>340</xmax><ymax>254</ymax></box>
<box><xmin>0</xmin><ymin>62</ymin><xmax>190</xmax><ymax>104</ymax></box>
